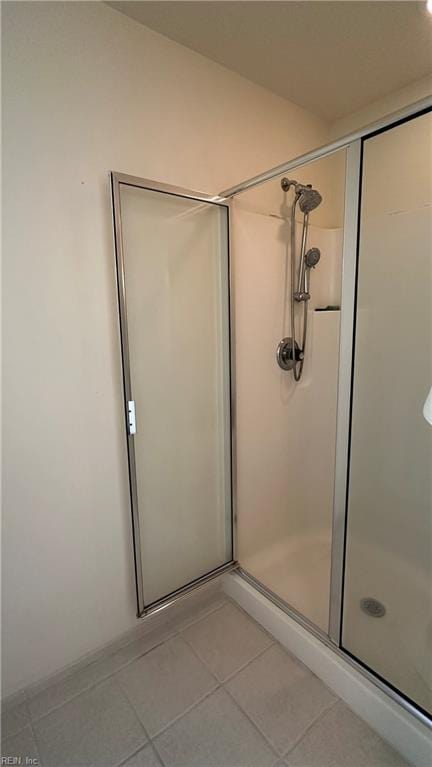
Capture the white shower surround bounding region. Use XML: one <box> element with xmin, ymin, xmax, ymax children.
<box><xmin>233</xmin><ymin>203</ymin><xmax>343</xmax><ymax>633</ymax></box>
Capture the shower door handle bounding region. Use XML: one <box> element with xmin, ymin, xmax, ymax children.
<box><xmin>127</xmin><ymin>400</ymin><xmax>136</xmax><ymax>435</ymax></box>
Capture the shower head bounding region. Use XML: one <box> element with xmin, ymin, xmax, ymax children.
<box><xmin>305</xmin><ymin>247</ymin><xmax>321</xmax><ymax>269</ymax></box>
<box><xmin>281</xmin><ymin>178</ymin><xmax>322</xmax><ymax>213</ymax></box>
<box><xmin>298</xmin><ymin>187</ymin><xmax>322</xmax><ymax>214</ymax></box>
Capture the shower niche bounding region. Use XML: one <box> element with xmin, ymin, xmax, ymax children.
<box><xmin>111</xmin><ymin>103</ymin><xmax>431</xmax><ymax>726</ymax></box>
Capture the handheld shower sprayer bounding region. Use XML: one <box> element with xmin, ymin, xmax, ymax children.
<box><xmin>305</xmin><ymin>247</ymin><xmax>321</xmax><ymax>269</ymax></box>
<box><xmin>304</xmin><ymin>247</ymin><xmax>321</xmax><ymax>297</ymax></box>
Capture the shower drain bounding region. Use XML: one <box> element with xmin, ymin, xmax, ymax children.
<box><xmin>360</xmin><ymin>597</ymin><xmax>386</xmax><ymax>618</ymax></box>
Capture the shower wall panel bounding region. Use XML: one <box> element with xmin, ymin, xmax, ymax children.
<box><xmin>235</xmin><ymin>151</ymin><xmax>346</xmax><ymax>230</ymax></box>
<box><xmin>234</xmin><ymin>206</ymin><xmax>343</xmax><ymax>631</ymax></box>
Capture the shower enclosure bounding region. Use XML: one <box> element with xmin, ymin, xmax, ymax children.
<box><xmin>111</xmin><ymin>98</ymin><xmax>431</xmax><ymax>729</ymax></box>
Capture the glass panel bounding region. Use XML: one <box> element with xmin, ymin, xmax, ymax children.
<box><xmin>234</xmin><ymin>149</ymin><xmax>347</xmax><ymax>633</ymax></box>
<box><xmin>342</xmin><ymin>112</ymin><xmax>432</xmax><ymax>715</ymax></box>
<box><xmin>119</xmin><ymin>184</ymin><xmax>232</xmax><ymax>607</ymax></box>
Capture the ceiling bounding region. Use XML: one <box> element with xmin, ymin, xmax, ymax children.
<box><xmin>108</xmin><ymin>1</ymin><xmax>432</xmax><ymax>121</ymax></box>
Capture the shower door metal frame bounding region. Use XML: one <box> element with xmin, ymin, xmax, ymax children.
<box><xmin>328</xmin><ymin>140</ymin><xmax>361</xmax><ymax>644</ymax></box>
<box><xmin>222</xmin><ymin>94</ymin><xmax>432</xmax><ymax>729</ymax></box>
<box><xmin>111</xmin><ymin>172</ymin><xmax>237</xmax><ymax>619</ymax></box>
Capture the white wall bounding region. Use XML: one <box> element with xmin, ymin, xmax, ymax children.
<box><xmin>330</xmin><ymin>74</ymin><xmax>432</xmax><ymax>138</ymax></box>
<box><xmin>2</xmin><ymin>1</ymin><xmax>329</xmax><ymax>697</ymax></box>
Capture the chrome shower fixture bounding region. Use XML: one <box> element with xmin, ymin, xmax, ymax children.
<box><xmin>277</xmin><ymin>177</ymin><xmax>323</xmax><ymax>381</ymax></box>
<box><xmin>294</xmin><ymin>248</ymin><xmax>321</xmax><ymax>303</ymax></box>
<box><xmin>280</xmin><ymin>178</ymin><xmax>322</xmax><ymax>213</ymax></box>
<box><xmin>299</xmin><ymin>188</ymin><xmax>322</xmax><ymax>214</ymax></box>
<box><xmin>280</xmin><ymin>177</ymin><xmax>296</xmax><ymax>192</ymax></box>
<box><xmin>305</xmin><ymin>247</ymin><xmax>321</xmax><ymax>269</ymax></box>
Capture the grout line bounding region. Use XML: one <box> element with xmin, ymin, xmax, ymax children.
<box><xmin>282</xmin><ymin>696</ymin><xmax>340</xmax><ymax>758</ymax></box>
<box><xmin>273</xmin><ymin>637</ymin><xmax>323</xmax><ymax>678</ymax></box>
<box><xmin>17</xmin><ymin>623</ymin><xmax>166</xmax><ymax>704</ymax></box>
<box><xmin>14</xmin><ymin>591</ymin><xmax>229</xmax><ymax>721</ymax></box>
<box><xmin>177</xmin><ymin>598</ymin><xmax>228</xmax><ymax>632</ymax></box>
<box><xmin>15</xmin><ymin>589</ymin><xmax>226</xmax><ymax>708</ymax></box>
<box><xmin>223</xmin><ymin>677</ymin><xmax>339</xmax><ymax>765</ymax></box>
<box><xmin>147</xmin><ymin>741</ymin><xmax>165</xmax><ymax>767</ymax></box>
<box><xmin>28</xmin><ymin>630</ymin><xmax>179</xmax><ymax>725</ymax></box>
<box><xmin>221</xmin><ymin>641</ymin><xmax>275</xmax><ymax>683</ymax></box>
<box><xmin>180</xmin><ymin>604</ymin><xmax>275</xmax><ymax>685</ymax></box>
<box><xmin>28</xmin><ymin>718</ymin><xmax>44</xmax><ymax>767</ymax></box>
<box><xmin>180</xmin><ymin>635</ymin><xmax>224</xmax><ymax>681</ymax></box>
<box><xmin>117</xmin><ymin>743</ymin><xmax>151</xmax><ymax>767</ymax></box>
<box><xmin>18</xmin><ymin>593</ymin><xmax>339</xmax><ymax>767</ymax></box>
<box><xmin>1</xmin><ymin>698</ymin><xmax>32</xmax><ymax>741</ymax></box>
<box><xmin>112</xmin><ymin>633</ymin><xmax>221</xmax><ymax>743</ymax></box>
<box><xmin>151</xmin><ymin>735</ymin><xmax>168</xmax><ymax>767</ymax></box>
<box><xmin>21</xmin><ymin>592</ymin><xmax>227</xmax><ymax>717</ymax></box>
<box><xmin>28</xmin><ymin>677</ymin><xmax>110</xmax><ymax>726</ymax></box>
<box><xmin>224</xmin><ymin>595</ymin><xmax>280</xmax><ymax>645</ymax></box>
<box><xmin>178</xmin><ymin>635</ymin><xmax>222</xmax><ymax>685</ymax></box>
<box><xmin>114</xmin><ymin>678</ymin><xmax>152</xmax><ymax>767</ymax></box>
<box><xmin>221</xmin><ymin>643</ymin><xmax>341</xmax><ymax>762</ymax></box>
<box><xmin>1</xmin><ymin>691</ymin><xmax>28</xmax><ymax>712</ymax></box>
<box><xmin>222</xmin><ymin>684</ymin><xmax>280</xmax><ymax>761</ymax></box>
<box><xmin>150</xmin><ymin>684</ymin><xmax>221</xmax><ymax>740</ymax></box>
<box><xmin>26</xmin><ymin>596</ymin><xmax>230</xmax><ymax>739</ymax></box>
<box><xmin>270</xmin><ymin>635</ymin><xmax>347</xmax><ymax>708</ymax></box>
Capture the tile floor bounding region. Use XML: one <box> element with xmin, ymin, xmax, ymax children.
<box><xmin>1</xmin><ymin>590</ymin><xmax>410</xmax><ymax>767</ymax></box>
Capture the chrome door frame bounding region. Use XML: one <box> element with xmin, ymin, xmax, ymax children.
<box><xmin>110</xmin><ymin>172</ymin><xmax>237</xmax><ymax>618</ymax></box>
<box><xmin>328</xmin><ymin>139</ymin><xmax>361</xmax><ymax>644</ymax></box>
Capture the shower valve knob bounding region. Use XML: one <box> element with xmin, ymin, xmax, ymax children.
<box><xmin>276</xmin><ymin>337</ymin><xmax>303</xmax><ymax>370</ymax></box>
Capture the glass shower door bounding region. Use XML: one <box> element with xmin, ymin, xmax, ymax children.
<box><xmin>112</xmin><ymin>175</ymin><xmax>233</xmax><ymax>615</ymax></box>
<box><xmin>233</xmin><ymin>150</ymin><xmax>347</xmax><ymax>635</ymax></box>
<box><xmin>342</xmin><ymin>111</ymin><xmax>432</xmax><ymax>715</ymax></box>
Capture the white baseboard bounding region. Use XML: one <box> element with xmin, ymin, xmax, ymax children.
<box><xmin>222</xmin><ymin>572</ymin><xmax>432</xmax><ymax>767</ymax></box>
